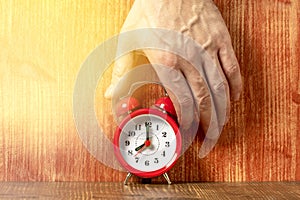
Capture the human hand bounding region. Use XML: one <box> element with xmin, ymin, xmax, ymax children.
<box><xmin>105</xmin><ymin>0</ymin><xmax>242</xmax><ymax>156</ymax></box>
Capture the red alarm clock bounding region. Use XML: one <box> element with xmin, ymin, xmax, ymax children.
<box><xmin>113</xmin><ymin>95</ymin><xmax>181</xmax><ymax>185</ymax></box>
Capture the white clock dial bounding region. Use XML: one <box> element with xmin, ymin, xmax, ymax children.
<box><xmin>119</xmin><ymin>114</ymin><xmax>177</xmax><ymax>172</ymax></box>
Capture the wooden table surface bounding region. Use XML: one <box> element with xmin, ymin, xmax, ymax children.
<box><xmin>0</xmin><ymin>182</ymin><xmax>299</xmax><ymax>199</ymax></box>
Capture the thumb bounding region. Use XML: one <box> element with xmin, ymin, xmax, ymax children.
<box><xmin>104</xmin><ymin>52</ymin><xmax>135</xmax><ymax>99</ymax></box>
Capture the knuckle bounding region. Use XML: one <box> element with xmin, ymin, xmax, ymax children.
<box><xmin>178</xmin><ymin>96</ymin><xmax>195</xmax><ymax>110</ymax></box>
<box><xmin>227</xmin><ymin>63</ymin><xmax>240</xmax><ymax>77</ymax></box>
<box><xmin>199</xmin><ymin>95</ymin><xmax>211</xmax><ymax>110</ymax></box>
<box><xmin>214</xmin><ymin>79</ymin><xmax>229</xmax><ymax>92</ymax></box>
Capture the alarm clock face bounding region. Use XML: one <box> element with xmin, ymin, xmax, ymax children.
<box><xmin>114</xmin><ymin>109</ymin><xmax>181</xmax><ymax>178</ymax></box>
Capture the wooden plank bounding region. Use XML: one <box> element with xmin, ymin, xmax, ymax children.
<box><xmin>0</xmin><ymin>182</ymin><xmax>299</xmax><ymax>199</ymax></box>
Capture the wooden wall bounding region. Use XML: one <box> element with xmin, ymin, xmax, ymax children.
<box><xmin>0</xmin><ymin>0</ymin><xmax>299</xmax><ymax>182</ymax></box>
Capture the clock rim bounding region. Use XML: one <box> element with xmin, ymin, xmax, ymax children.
<box><xmin>113</xmin><ymin>108</ymin><xmax>182</xmax><ymax>178</ymax></box>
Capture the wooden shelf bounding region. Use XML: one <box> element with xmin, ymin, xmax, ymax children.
<box><xmin>0</xmin><ymin>182</ymin><xmax>299</xmax><ymax>199</ymax></box>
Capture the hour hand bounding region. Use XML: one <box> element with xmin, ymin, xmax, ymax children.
<box><xmin>135</xmin><ymin>143</ymin><xmax>145</xmax><ymax>151</ymax></box>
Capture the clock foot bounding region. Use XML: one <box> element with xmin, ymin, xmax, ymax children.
<box><xmin>124</xmin><ymin>173</ymin><xmax>132</xmax><ymax>185</ymax></box>
<box><xmin>124</xmin><ymin>173</ymin><xmax>171</xmax><ymax>185</ymax></box>
<box><xmin>163</xmin><ymin>173</ymin><xmax>172</xmax><ymax>185</ymax></box>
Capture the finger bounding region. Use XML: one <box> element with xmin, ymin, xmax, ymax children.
<box><xmin>197</xmin><ymin>56</ymin><xmax>230</xmax><ymax>158</ymax></box>
<box><xmin>178</xmin><ymin>57</ymin><xmax>211</xmax><ymax>133</ymax></box>
<box><xmin>199</xmin><ymin>137</ymin><xmax>219</xmax><ymax>158</ymax></box>
<box><xmin>144</xmin><ymin>50</ymin><xmax>196</xmax><ymax>130</ymax></box>
<box><xmin>105</xmin><ymin>17</ymin><xmax>145</xmax><ymax>99</ymax></box>
<box><xmin>209</xmin><ymin>54</ymin><xmax>231</xmax><ymax>124</ymax></box>
<box><xmin>155</xmin><ymin>66</ymin><xmax>195</xmax><ymax>131</ymax></box>
<box><xmin>104</xmin><ymin>52</ymin><xmax>135</xmax><ymax>99</ymax></box>
<box><xmin>179</xmin><ymin>44</ymin><xmax>230</xmax><ymax>158</ymax></box>
<box><xmin>218</xmin><ymin>45</ymin><xmax>242</xmax><ymax>101</ymax></box>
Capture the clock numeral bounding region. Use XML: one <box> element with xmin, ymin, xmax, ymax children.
<box><xmin>161</xmin><ymin>151</ymin><xmax>166</xmax><ymax>157</ymax></box>
<box><xmin>128</xmin><ymin>131</ymin><xmax>136</xmax><ymax>137</ymax></box>
<box><xmin>154</xmin><ymin>158</ymin><xmax>159</xmax><ymax>164</ymax></box>
<box><xmin>156</xmin><ymin>125</ymin><xmax>159</xmax><ymax>130</ymax></box>
<box><xmin>145</xmin><ymin>160</ymin><xmax>150</xmax><ymax>166</ymax></box>
<box><xmin>135</xmin><ymin>125</ymin><xmax>141</xmax><ymax>131</ymax></box>
<box><xmin>165</xmin><ymin>141</ymin><xmax>170</xmax><ymax>147</ymax></box>
<box><xmin>145</xmin><ymin>122</ymin><xmax>152</xmax><ymax>127</ymax></box>
<box><xmin>125</xmin><ymin>140</ymin><xmax>130</xmax><ymax>146</ymax></box>
<box><xmin>162</xmin><ymin>132</ymin><xmax>167</xmax><ymax>137</ymax></box>
<box><xmin>135</xmin><ymin>157</ymin><xmax>139</xmax><ymax>163</ymax></box>
<box><xmin>128</xmin><ymin>150</ymin><xmax>133</xmax><ymax>156</ymax></box>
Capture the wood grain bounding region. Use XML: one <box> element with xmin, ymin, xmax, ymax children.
<box><xmin>0</xmin><ymin>182</ymin><xmax>299</xmax><ymax>199</ymax></box>
<box><xmin>0</xmin><ymin>0</ymin><xmax>299</xmax><ymax>182</ymax></box>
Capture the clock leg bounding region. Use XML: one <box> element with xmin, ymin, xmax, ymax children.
<box><xmin>163</xmin><ymin>173</ymin><xmax>172</xmax><ymax>185</ymax></box>
<box><xmin>124</xmin><ymin>173</ymin><xmax>132</xmax><ymax>185</ymax></box>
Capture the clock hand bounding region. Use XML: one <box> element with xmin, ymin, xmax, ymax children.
<box><xmin>146</xmin><ymin>124</ymin><xmax>150</xmax><ymax>141</ymax></box>
<box><xmin>135</xmin><ymin>125</ymin><xmax>151</xmax><ymax>152</ymax></box>
<box><xmin>135</xmin><ymin>143</ymin><xmax>145</xmax><ymax>151</ymax></box>
<box><xmin>134</xmin><ymin>145</ymin><xmax>147</xmax><ymax>157</ymax></box>
<box><xmin>135</xmin><ymin>125</ymin><xmax>151</xmax><ymax>156</ymax></box>
<box><xmin>134</xmin><ymin>140</ymin><xmax>151</xmax><ymax>157</ymax></box>
<box><xmin>135</xmin><ymin>124</ymin><xmax>150</xmax><ymax>151</ymax></box>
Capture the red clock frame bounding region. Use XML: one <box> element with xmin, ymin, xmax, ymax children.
<box><xmin>114</xmin><ymin>108</ymin><xmax>182</xmax><ymax>178</ymax></box>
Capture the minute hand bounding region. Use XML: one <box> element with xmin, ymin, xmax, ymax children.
<box><xmin>146</xmin><ymin>125</ymin><xmax>150</xmax><ymax>141</ymax></box>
